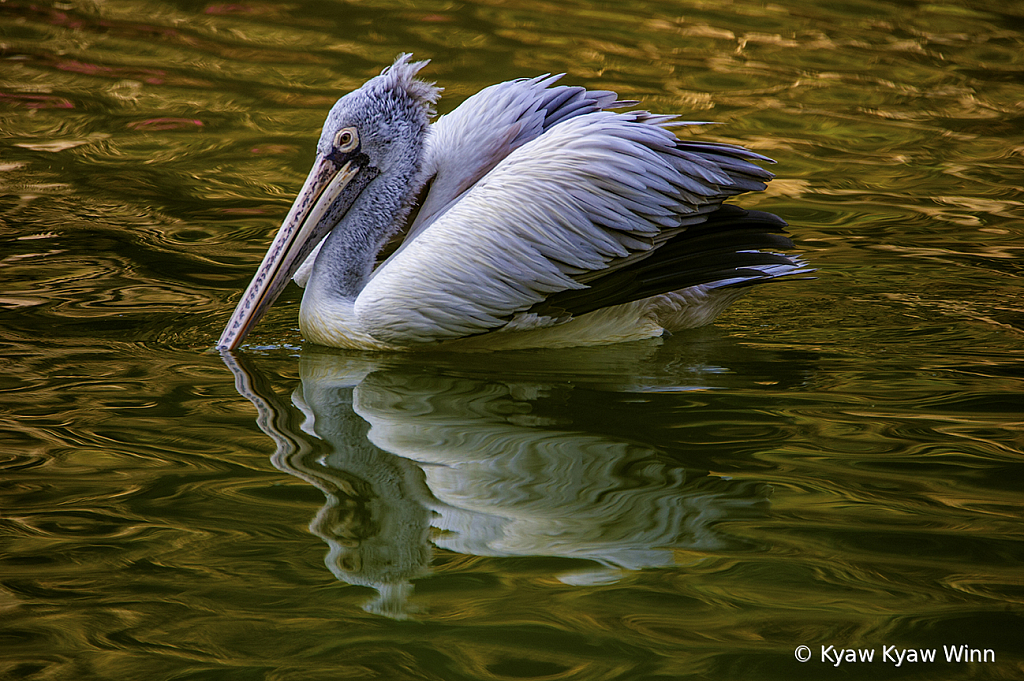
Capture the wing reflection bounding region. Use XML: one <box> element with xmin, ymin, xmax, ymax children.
<box><xmin>224</xmin><ymin>340</ymin><xmax>784</xmax><ymax>618</ymax></box>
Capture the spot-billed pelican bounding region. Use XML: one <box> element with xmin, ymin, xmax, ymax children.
<box><xmin>218</xmin><ymin>54</ymin><xmax>808</xmax><ymax>351</ymax></box>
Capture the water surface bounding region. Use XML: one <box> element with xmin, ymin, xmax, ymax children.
<box><xmin>2</xmin><ymin>0</ymin><xmax>1022</xmax><ymax>679</ymax></box>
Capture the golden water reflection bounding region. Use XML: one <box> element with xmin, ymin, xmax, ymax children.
<box><xmin>2</xmin><ymin>0</ymin><xmax>1023</xmax><ymax>676</ymax></box>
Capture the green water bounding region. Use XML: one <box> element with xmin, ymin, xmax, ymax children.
<box><xmin>2</xmin><ymin>0</ymin><xmax>1022</xmax><ymax>679</ymax></box>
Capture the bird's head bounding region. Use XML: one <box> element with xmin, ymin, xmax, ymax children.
<box><xmin>217</xmin><ymin>54</ymin><xmax>440</xmax><ymax>350</ymax></box>
<box><xmin>318</xmin><ymin>54</ymin><xmax>440</xmax><ymax>177</ymax></box>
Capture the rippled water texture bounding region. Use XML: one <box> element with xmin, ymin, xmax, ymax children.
<box><xmin>2</xmin><ymin>0</ymin><xmax>1023</xmax><ymax>679</ymax></box>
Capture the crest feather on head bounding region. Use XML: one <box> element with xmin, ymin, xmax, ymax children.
<box><xmin>375</xmin><ymin>53</ymin><xmax>442</xmax><ymax>116</ymax></box>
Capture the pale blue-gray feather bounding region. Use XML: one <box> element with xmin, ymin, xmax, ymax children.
<box><xmin>355</xmin><ymin>108</ymin><xmax>776</xmax><ymax>345</ymax></box>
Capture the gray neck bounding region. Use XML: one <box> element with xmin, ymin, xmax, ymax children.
<box><xmin>309</xmin><ymin>165</ymin><xmax>419</xmax><ymax>302</ymax></box>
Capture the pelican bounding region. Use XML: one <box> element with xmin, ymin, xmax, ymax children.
<box><xmin>218</xmin><ymin>54</ymin><xmax>808</xmax><ymax>351</ymax></box>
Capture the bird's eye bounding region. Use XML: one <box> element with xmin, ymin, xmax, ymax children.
<box><xmin>334</xmin><ymin>127</ymin><xmax>359</xmax><ymax>152</ymax></box>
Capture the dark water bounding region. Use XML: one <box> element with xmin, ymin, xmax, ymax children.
<box><xmin>2</xmin><ymin>0</ymin><xmax>1022</xmax><ymax>679</ymax></box>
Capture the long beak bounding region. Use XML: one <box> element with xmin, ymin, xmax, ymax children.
<box><xmin>217</xmin><ymin>156</ymin><xmax>360</xmax><ymax>350</ymax></box>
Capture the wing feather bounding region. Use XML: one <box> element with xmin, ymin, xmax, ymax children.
<box><xmin>354</xmin><ymin>110</ymin><xmax>776</xmax><ymax>346</ymax></box>
<box><xmin>396</xmin><ymin>75</ymin><xmax>628</xmax><ymax>247</ymax></box>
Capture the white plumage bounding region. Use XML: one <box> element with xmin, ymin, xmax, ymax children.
<box><xmin>218</xmin><ymin>55</ymin><xmax>808</xmax><ymax>351</ymax></box>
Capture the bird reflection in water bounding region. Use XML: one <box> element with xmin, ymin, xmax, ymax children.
<box><xmin>223</xmin><ymin>343</ymin><xmax>774</xmax><ymax>619</ymax></box>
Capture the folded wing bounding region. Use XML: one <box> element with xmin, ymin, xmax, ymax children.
<box><xmin>355</xmin><ymin>109</ymin><xmax>792</xmax><ymax>346</ymax></box>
